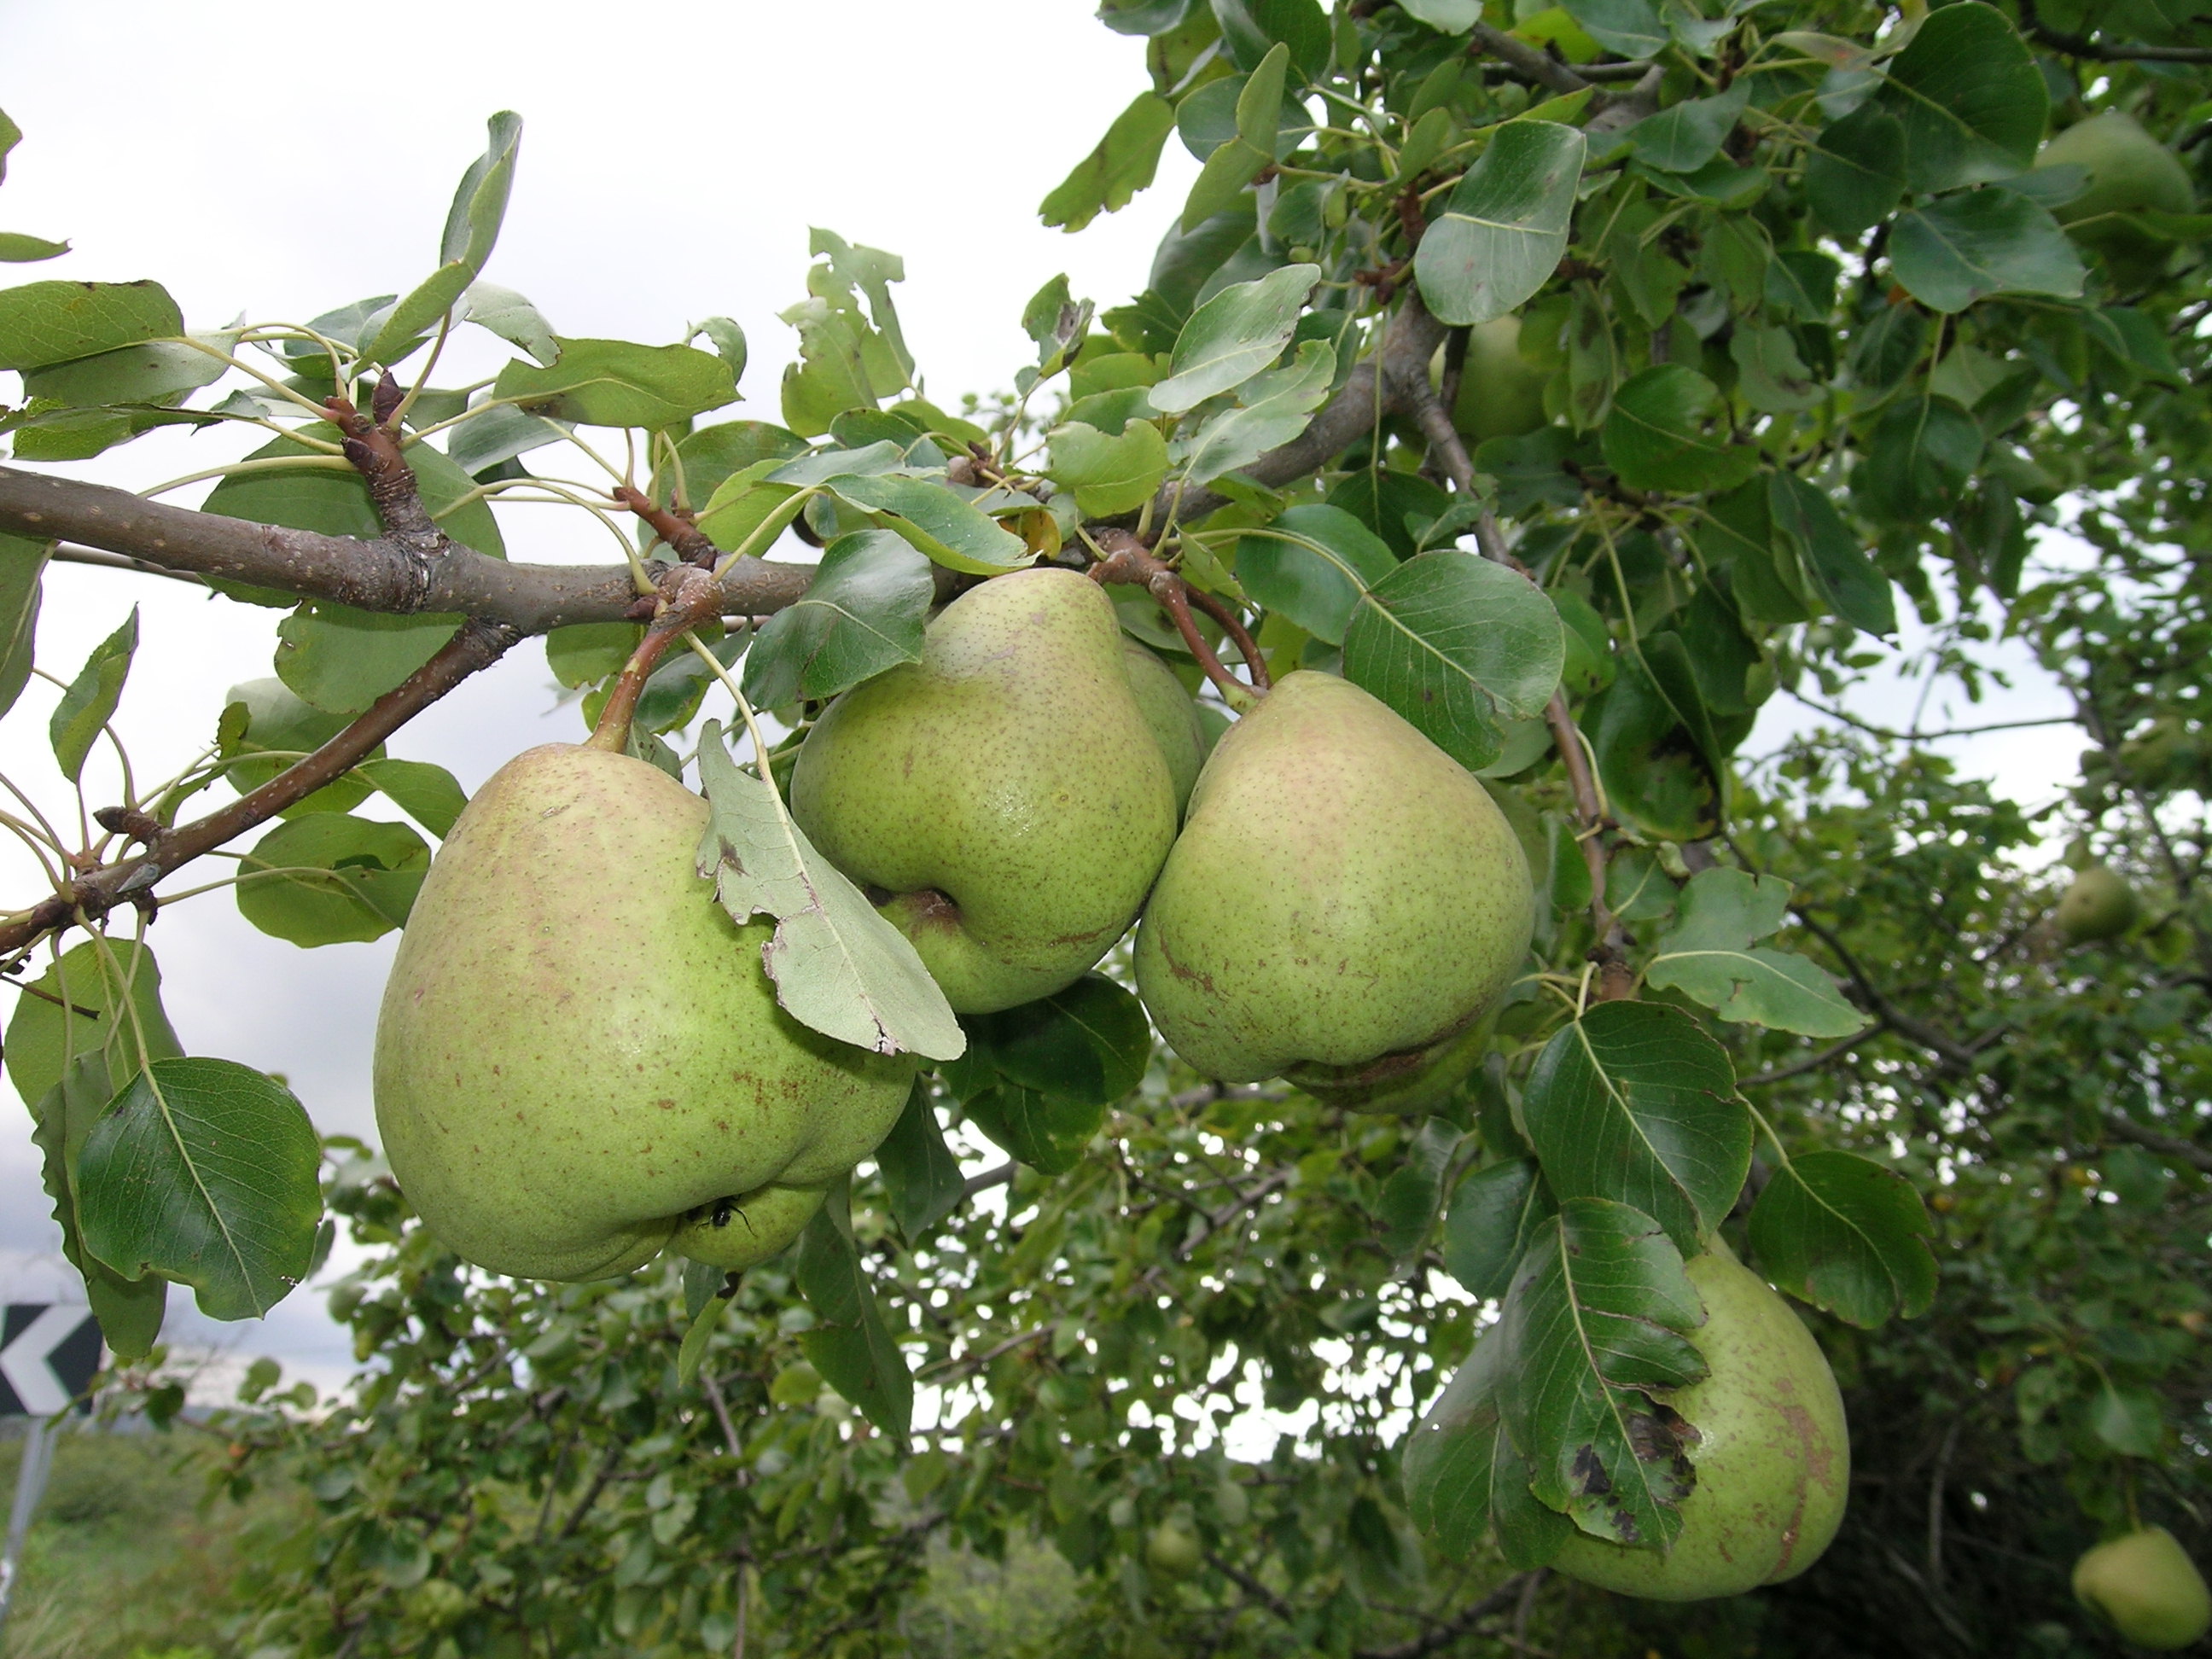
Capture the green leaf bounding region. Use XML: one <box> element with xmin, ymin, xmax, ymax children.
<box><xmin>354</xmin><ymin>758</ymin><xmax>469</xmax><ymax>840</ymax></box>
<box><xmin>493</xmin><ymin>337</ymin><xmax>736</xmax><ymax>428</ymax></box>
<box><xmin>77</xmin><ymin>1057</ymin><xmax>324</xmax><ymax>1322</ymax></box>
<box><xmin>1099</xmin><ymin>0</ymin><xmax>1193</xmax><ymax>32</ymax></box>
<box><xmin>1560</xmin><ymin>0</ymin><xmax>1667</xmax><ymax>57</ymax></box>
<box><xmin>21</xmin><ymin>335</ymin><xmax>233</xmax><ymax>407</ymax></box>
<box><xmin>4</xmin><ymin>940</ymin><xmax>182</xmax><ymax>1116</ymax></box>
<box><xmin>0</xmin><ymin>232</ymin><xmax>66</xmax><ymax>264</ymax></box>
<box><xmin>1522</xmin><ymin>1001</ymin><xmax>1749</xmax><ymax>1251</ymax></box>
<box><xmin>236</xmin><ymin>814</ymin><xmax>430</xmax><ymax>946</ymax></box>
<box><xmin>1730</xmin><ymin>326</ymin><xmax>1823</xmax><ymax>414</ymax></box>
<box><xmin>0</xmin><ymin>279</ymin><xmax>182</xmax><ymax>372</ymax></box>
<box><xmin>824</xmin><ymin>473</ymin><xmax>1032</xmax><ymax>576</ymax></box>
<box><xmin>1627</xmin><ymin>84</ymin><xmax>1746</xmax><ymax>173</ymax></box>
<box><xmin>1403</xmin><ymin>1323</ymin><xmax>1575</xmax><ymax>1568</ymax></box>
<box><xmin>1042</xmin><ymin>92</ymin><xmax>1179</xmax><ymax>232</ymax></box>
<box><xmin>1179</xmin><ymin>43</ymin><xmax>1290</xmax><ymax>230</ymax></box>
<box><xmin>214</xmin><ymin>677</ymin><xmax>365</xmax><ymax>808</ymax></box>
<box><xmin>32</xmin><ymin>1052</ymin><xmax>167</xmax><ymax>1361</ymax></box>
<box><xmin>275</xmin><ymin>604</ymin><xmax>461</xmax><ymax>717</ymax></box>
<box><xmin>1213</xmin><ymin>0</ymin><xmax>1329</xmax><ymax>77</ymax></box>
<box><xmin>1046</xmin><ymin>418</ymin><xmax>1171</xmax><ymax>515</ymax></box>
<box><xmin>1872</xmin><ymin>2</ymin><xmax>2045</xmax><ymax>195</ymax></box>
<box><xmin>1646</xmin><ymin>869</ymin><xmax>1869</xmax><ymax>1038</ymax></box>
<box><xmin>876</xmin><ymin>1080</ymin><xmax>968</xmax><ymax>1239</ymax></box>
<box><xmin>463</xmin><ymin>281</ymin><xmax>558</xmax><ymax>366</ymax></box>
<box><xmin>1442</xmin><ymin>1156</ymin><xmax>1554</xmax><ymax>1300</ymax></box>
<box><xmin>1341</xmin><ymin>550</ymin><xmax>1566</xmax><ymax>771</ymax></box>
<box><xmin>1494</xmin><ymin>1198</ymin><xmax>1706</xmax><ymax>1547</ymax></box>
<box><xmin>1748</xmin><ymin>1148</ymin><xmax>1936</xmax><ymax>1328</ymax></box>
<box><xmin>363</xmin><ymin>111</ymin><xmax>523</xmax><ymax>364</ymax></box>
<box><xmin>1889</xmin><ymin>189</ymin><xmax>2085</xmax><ymax>313</ymax></box>
<box><xmin>441</xmin><ymin>401</ymin><xmax>567</xmax><ymax>477</ymax></box>
<box><xmin>49</xmin><ymin>608</ymin><xmax>137</xmax><ymax>783</ymax></box>
<box><xmin>1585</xmin><ymin>657</ymin><xmax>1720</xmax><ymax>841</ymax></box>
<box><xmin>942</xmin><ymin>975</ymin><xmax>1150</xmax><ymax>1174</ymax></box>
<box><xmin>676</xmin><ymin>1289</ymin><xmax>735</xmax><ymax>1388</ymax></box>
<box><xmin>1807</xmin><ymin>104</ymin><xmax>1906</xmax><ymax>240</ymax></box>
<box><xmin>662</xmin><ymin>420</ymin><xmax>807</xmax><ymax>508</ymax></box>
<box><xmin>1237</xmin><ymin>503</ymin><xmax>1397</xmax><ymax>645</ymax></box>
<box><xmin>740</xmin><ymin>530</ymin><xmax>932</xmax><ymax>708</ymax></box>
<box><xmin>2087</xmin><ymin>1383</ymin><xmax>2164</xmax><ymax>1457</ymax></box>
<box><xmin>796</xmin><ymin>1190</ymin><xmax>912</xmax><ymax>1438</ymax></box>
<box><xmin>0</xmin><ymin>532</ymin><xmax>48</xmax><ymax>720</ymax></box>
<box><xmin>1414</xmin><ymin>121</ymin><xmax>1586</xmax><ymax>327</ymax></box>
<box><xmin>1150</xmin><ymin>261</ymin><xmax>1319</xmax><ymax>413</ymax></box>
<box><xmin>1397</xmin><ymin>0</ymin><xmax>1481</xmax><ymax>33</ymax></box>
<box><xmin>1179</xmin><ymin>338</ymin><xmax>1336</xmax><ymax>484</ymax></box>
<box><xmin>1601</xmin><ymin>365</ymin><xmax>1756</xmax><ymax>495</ymax></box>
<box><xmin>1769</xmin><ymin>471</ymin><xmax>1895</xmax><ymax>637</ymax></box>
<box><xmin>696</xmin><ymin>724</ymin><xmax>965</xmax><ymax>1062</ymax></box>
<box><xmin>689</xmin><ymin>315</ymin><xmax>748</xmax><ymax>383</ymax></box>
<box><xmin>1377</xmin><ymin>1119</ymin><xmax>1464</xmax><ymax>1263</ymax></box>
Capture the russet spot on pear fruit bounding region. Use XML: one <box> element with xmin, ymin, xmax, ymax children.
<box><xmin>1134</xmin><ymin>671</ymin><xmax>1532</xmax><ymax>1098</ymax></box>
<box><xmin>790</xmin><ymin>568</ymin><xmax>1179</xmax><ymax>1014</ymax></box>
<box><xmin>374</xmin><ymin>744</ymin><xmax>916</xmax><ymax>1281</ymax></box>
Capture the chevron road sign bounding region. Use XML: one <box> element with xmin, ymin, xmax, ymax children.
<box><xmin>0</xmin><ymin>1305</ymin><xmax>102</xmax><ymax>1417</ymax></box>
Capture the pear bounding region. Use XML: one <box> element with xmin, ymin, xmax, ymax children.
<box><xmin>791</xmin><ymin>568</ymin><xmax>1179</xmax><ymax>1013</ymax></box>
<box><xmin>1121</xmin><ymin>638</ymin><xmax>1207</xmax><ymax>818</ymax></box>
<box><xmin>1450</xmin><ymin>315</ymin><xmax>1551</xmax><ymax>448</ymax></box>
<box><xmin>1552</xmin><ymin>1247</ymin><xmax>1849</xmax><ymax>1601</ymax></box>
<box><xmin>2074</xmin><ymin>1527</ymin><xmax>2211</xmax><ymax>1650</ymax></box>
<box><xmin>374</xmin><ymin>743</ymin><xmax>916</xmax><ymax>1281</ymax></box>
<box><xmin>1147</xmin><ymin>1516</ymin><xmax>1203</xmax><ymax>1578</ymax></box>
<box><xmin>2057</xmin><ymin>864</ymin><xmax>2138</xmax><ymax>945</ymax></box>
<box><xmin>1133</xmin><ymin>672</ymin><xmax>1532</xmax><ymax>1088</ymax></box>
<box><xmin>2036</xmin><ymin>113</ymin><xmax>2194</xmax><ymax>285</ymax></box>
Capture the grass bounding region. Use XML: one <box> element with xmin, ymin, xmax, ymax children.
<box><xmin>0</xmin><ymin>1424</ymin><xmax>297</xmax><ymax>1659</ymax></box>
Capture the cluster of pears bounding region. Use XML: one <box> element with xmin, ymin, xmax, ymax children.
<box><xmin>375</xmin><ymin>564</ymin><xmax>1534</xmax><ymax>1281</ymax></box>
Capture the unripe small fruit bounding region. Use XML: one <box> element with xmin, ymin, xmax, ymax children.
<box><xmin>2056</xmin><ymin>864</ymin><xmax>2138</xmax><ymax>945</ymax></box>
<box><xmin>2074</xmin><ymin>1527</ymin><xmax>2211</xmax><ymax>1650</ymax></box>
<box><xmin>2035</xmin><ymin>112</ymin><xmax>2196</xmax><ymax>285</ymax></box>
<box><xmin>1146</xmin><ymin>1516</ymin><xmax>1203</xmax><ymax>1578</ymax></box>
<box><xmin>1449</xmin><ymin>316</ymin><xmax>1551</xmax><ymax>447</ymax></box>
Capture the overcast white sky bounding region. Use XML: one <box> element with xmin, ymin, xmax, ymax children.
<box><xmin>0</xmin><ymin>2</ymin><xmax>2074</xmax><ymax>1405</ymax></box>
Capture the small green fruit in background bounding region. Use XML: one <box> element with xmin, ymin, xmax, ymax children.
<box><xmin>374</xmin><ymin>745</ymin><xmax>917</xmax><ymax>1281</ymax></box>
<box><xmin>791</xmin><ymin>568</ymin><xmax>1179</xmax><ymax>1013</ymax></box>
<box><xmin>1146</xmin><ymin>1516</ymin><xmax>1203</xmax><ymax>1578</ymax></box>
<box><xmin>2074</xmin><ymin>1527</ymin><xmax>2212</xmax><ymax>1650</ymax></box>
<box><xmin>770</xmin><ymin>1361</ymin><xmax>824</xmax><ymax>1407</ymax></box>
<box><xmin>2035</xmin><ymin>112</ymin><xmax>2196</xmax><ymax>286</ymax></box>
<box><xmin>1134</xmin><ymin>672</ymin><xmax>1532</xmax><ymax>1091</ymax></box>
<box><xmin>1121</xmin><ymin>637</ymin><xmax>1208</xmax><ymax>818</ymax></box>
<box><xmin>1449</xmin><ymin>315</ymin><xmax>1551</xmax><ymax>448</ymax></box>
<box><xmin>2056</xmin><ymin>864</ymin><xmax>2139</xmax><ymax>945</ymax></box>
<box><xmin>1551</xmin><ymin>1246</ymin><xmax>1849</xmax><ymax>1601</ymax></box>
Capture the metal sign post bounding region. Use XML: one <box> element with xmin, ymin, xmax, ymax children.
<box><xmin>0</xmin><ymin>1303</ymin><xmax>105</xmax><ymax>1641</ymax></box>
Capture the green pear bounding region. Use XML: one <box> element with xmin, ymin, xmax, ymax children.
<box><xmin>2036</xmin><ymin>113</ymin><xmax>2195</xmax><ymax>285</ymax></box>
<box><xmin>2075</xmin><ymin>1526</ymin><xmax>2212</xmax><ymax>1650</ymax></box>
<box><xmin>791</xmin><ymin>568</ymin><xmax>1179</xmax><ymax>1013</ymax></box>
<box><xmin>2057</xmin><ymin>864</ymin><xmax>2139</xmax><ymax>945</ymax></box>
<box><xmin>1450</xmin><ymin>315</ymin><xmax>1551</xmax><ymax>448</ymax></box>
<box><xmin>1552</xmin><ymin>1247</ymin><xmax>1849</xmax><ymax>1601</ymax></box>
<box><xmin>374</xmin><ymin>743</ymin><xmax>917</xmax><ymax>1281</ymax></box>
<box><xmin>1147</xmin><ymin>1516</ymin><xmax>1203</xmax><ymax>1578</ymax></box>
<box><xmin>1122</xmin><ymin>638</ymin><xmax>1207</xmax><ymax>818</ymax></box>
<box><xmin>1133</xmin><ymin>672</ymin><xmax>1532</xmax><ymax>1087</ymax></box>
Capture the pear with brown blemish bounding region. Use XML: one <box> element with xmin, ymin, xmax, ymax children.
<box><xmin>1132</xmin><ymin>671</ymin><xmax>1532</xmax><ymax>1098</ymax></box>
<box><xmin>374</xmin><ymin>743</ymin><xmax>916</xmax><ymax>1281</ymax></box>
<box><xmin>790</xmin><ymin>567</ymin><xmax>1179</xmax><ymax>1013</ymax></box>
<box><xmin>1551</xmin><ymin>1245</ymin><xmax>1850</xmax><ymax>1600</ymax></box>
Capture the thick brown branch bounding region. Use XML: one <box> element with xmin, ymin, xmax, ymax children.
<box><xmin>0</xmin><ymin>617</ymin><xmax>520</xmax><ymax>963</ymax></box>
<box><xmin>0</xmin><ymin>464</ymin><xmax>818</xmax><ymax>634</ymax></box>
<box><xmin>1470</xmin><ymin>22</ymin><xmax>1589</xmax><ymax>94</ymax></box>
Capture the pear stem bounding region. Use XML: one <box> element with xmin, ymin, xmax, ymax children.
<box><xmin>1087</xmin><ymin>530</ymin><xmax>1265</xmax><ymax>710</ymax></box>
<box><xmin>586</xmin><ymin>565</ymin><xmax>727</xmax><ymax>753</ymax></box>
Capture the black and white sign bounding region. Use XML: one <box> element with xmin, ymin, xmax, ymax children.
<box><xmin>0</xmin><ymin>1305</ymin><xmax>102</xmax><ymax>1417</ymax></box>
